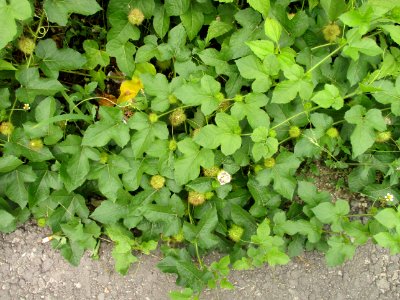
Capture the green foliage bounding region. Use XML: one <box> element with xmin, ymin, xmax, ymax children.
<box><xmin>1</xmin><ymin>0</ymin><xmax>400</xmax><ymax>298</ymax></box>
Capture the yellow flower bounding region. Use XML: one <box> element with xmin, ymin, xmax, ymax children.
<box><xmin>117</xmin><ymin>76</ymin><xmax>144</xmax><ymax>104</ymax></box>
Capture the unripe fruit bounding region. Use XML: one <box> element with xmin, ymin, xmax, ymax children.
<box><xmin>375</xmin><ymin>131</ymin><xmax>392</xmax><ymax>143</ymax></box>
<box><xmin>168</xmin><ymin>94</ymin><xmax>178</xmax><ymax>104</ymax></box>
<box><xmin>148</xmin><ymin>112</ymin><xmax>158</xmax><ymax>123</ymax></box>
<box><xmin>253</xmin><ymin>164</ymin><xmax>263</xmax><ymax>173</ymax></box>
<box><xmin>303</xmin><ymin>102</ymin><xmax>313</xmax><ymax>111</ymax></box>
<box><xmin>0</xmin><ymin>122</ymin><xmax>14</xmax><ymax>136</ymax></box>
<box><xmin>203</xmin><ymin>166</ymin><xmax>220</xmax><ymax>177</ymax></box>
<box><xmin>169</xmin><ymin>108</ymin><xmax>187</xmax><ymax>127</ymax></box>
<box><xmin>169</xmin><ymin>140</ymin><xmax>177</xmax><ymax>151</ymax></box>
<box><xmin>37</xmin><ymin>218</ymin><xmax>46</xmax><ymax>227</ymax></box>
<box><xmin>150</xmin><ymin>175</ymin><xmax>165</xmax><ymax>190</ymax></box>
<box><xmin>128</xmin><ymin>8</ymin><xmax>145</xmax><ymax>26</ymax></box>
<box><xmin>205</xmin><ymin>192</ymin><xmax>214</xmax><ymax>200</ymax></box>
<box><xmin>216</xmin><ymin>92</ymin><xmax>225</xmax><ymax>102</ymax></box>
<box><xmin>228</xmin><ymin>224</ymin><xmax>244</xmax><ymax>242</ymax></box>
<box><xmin>29</xmin><ymin>139</ymin><xmax>44</xmax><ymax>151</ymax></box>
<box><xmin>18</xmin><ymin>37</ymin><xmax>35</xmax><ymax>55</ymax></box>
<box><xmin>188</xmin><ymin>191</ymin><xmax>206</xmax><ymax>206</ymax></box>
<box><xmin>326</xmin><ymin>127</ymin><xmax>339</xmax><ymax>138</ymax></box>
<box><xmin>218</xmin><ymin>100</ymin><xmax>230</xmax><ymax>112</ymax></box>
<box><xmin>234</xmin><ymin>94</ymin><xmax>244</xmax><ymax>102</ymax></box>
<box><xmin>289</xmin><ymin>126</ymin><xmax>301</xmax><ymax>138</ymax></box>
<box><xmin>269</xmin><ymin>129</ymin><xmax>277</xmax><ymax>138</ymax></box>
<box><xmin>99</xmin><ymin>152</ymin><xmax>108</xmax><ymax>164</ymax></box>
<box><xmin>264</xmin><ymin>157</ymin><xmax>276</xmax><ymax>168</ymax></box>
<box><xmin>172</xmin><ymin>231</ymin><xmax>184</xmax><ymax>243</ymax></box>
<box><xmin>322</xmin><ymin>23</ymin><xmax>341</xmax><ymax>42</ymax></box>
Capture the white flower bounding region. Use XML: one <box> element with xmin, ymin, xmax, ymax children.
<box><xmin>23</xmin><ymin>103</ymin><xmax>30</xmax><ymax>111</ymax></box>
<box><xmin>384</xmin><ymin>193</ymin><xmax>394</xmax><ymax>202</ymax></box>
<box><xmin>217</xmin><ymin>170</ymin><xmax>231</xmax><ymax>185</ymax></box>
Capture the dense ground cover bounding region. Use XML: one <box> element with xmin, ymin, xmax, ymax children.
<box><xmin>0</xmin><ymin>0</ymin><xmax>400</xmax><ymax>298</ymax></box>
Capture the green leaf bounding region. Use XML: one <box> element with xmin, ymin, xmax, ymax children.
<box><xmin>256</xmin><ymin>151</ymin><xmax>301</xmax><ymax>199</ymax></box>
<box><xmin>343</xmin><ymin>30</ymin><xmax>383</xmax><ymax>61</ymax></box>
<box><xmin>57</xmin><ymin>135</ymin><xmax>99</xmax><ymax>192</ymax></box>
<box><xmin>90</xmin><ymin>200</ymin><xmax>128</xmax><ymax>224</ymax></box>
<box><xmin>311</xmin><ymin>84</ymin><xmax>343</xmax><ymax>110</ymax></box>
<box><xmin>153</xmin><ymin>5</ymin><xmax>170</xmax><ymax>39</ymax></box>
<box><xmin>248</xmin><ymin>0</ymin><xmax>270</xmax><ymax>17</ymax></box>
<box><xmin>128</xmin><ymin>112</ymin><xmax>169</xmax><ymax>158</ymax></box>
<box><xmin>82</xmin><ymin>106</ymin><xmax>130</xmax><ymax>148</ymax></box>
<box><xmin>320</xmin><ymin>0</ymin><xmax>347</xmax><ymax>21</ymax></box>
<box><xmin>205</xmin><ymin>20</ymin><xmax>233</xmax><ymax>44</ymax></box>
<box><xmin>0</xmin><ymin>208</ymin><xmax>16</xmax><ymax>233</ymax></box>
<box><xmin>312</xmin><ymin>200</ymin><xmax>349</xmax><ymax>231</ymax></box>
<box><xmin>245</xmin><ymin>40</ymin><xmax>275</xmax><ymax>60</ymax></box>
<box><xmin>183</xmin><ymin>207</ymin><xmax>219</xmax><ymax>249</ymax></box>
<box><xmin>0</xmin><ymin>165</ymin><xmax>36</xmax><ymax>208</ymax></box>
<box><xmin>174</xmin><ymin>75</ymin><xmax>221</xmax><ymax>115</ymax></box>
<box><xmin>264</xmin><ymin>18</ymin><xmax>282</xmax><ymax>44</ymax></box>
<box><xmin>174</xmin><ymin>138</ymin><xmax>214</xmax><ymax>185</ymax></box>
<box><xmin>235</xmin><ymin>55</ymin><xmax>271</xmax><ymax>93</ymax></box>
<box><xmin>325</xmin><ymin>236</ymin><xmax>356</xmax><ymax>266</ymax></box>
<box><xmin>374</xmin><ymin>232</ymin><xmax>400</xmax><ymax>254</ymax></box>
<box><xmin>181</xmin><ymin>3</ymin><xmax>204</xmax><ymax>41</ymax></box>
<box><xmin>0</xmin><ymin>0</ymin><xmax>32</xmax><ymax>49</ymax></box>
<box><xmin>271</xmin><ymin>76</ymin><xmax>313</xmax><ymax>104</ymax></box>
<box><xmin>380</xmin><ymin>25</ymin><xmax>400</xmax><ymax>46</ymax></box>
<box><xmin>0</xmin><ymin>155</ymin><xmax>23</xmax><ymax>173</ymax></box>
<box><xmin>105</xmin><ymin>224</ymin><xmax>138</xmax><ymax>275</ymax></box>
<box><xmin>231</xmin><ymin>93</ymin><xmax>270</xmax><ymax>129</ymax></box>
<box><xmin>43</xmin><ymin>0</ymin><xmax>102</xmax><ymax>26</ymax></box>
<box><xmin>165</xmin><ymin>0</ymin><xmax>190</xmax><ymax>16</ymax></box>
<box><xmin>106</xmin><ymin>40</ymin><xmax>135</xmax><ymax>77</ymax></box>
<box><xmin>83</xmin><ymin>40</ymin><xmax>110</xmax><ymax>69</ymax></box>
<box><xmin>46</xmin><ymin>190</ymin><xmax>89</xmax><ymax>232</ymax></box>
<box><xmin>87</xmin><ymin>155</ymin><xmax>131</xmax><ymax>200</ymax></box>
<box><xmin>194</xmin><ymin>113</ymin><xmax>242</xmax><ymax>156</ymax></box>
<box><xmin>374</xmin><ymin>208</ymin><xmax>400</xmax><ymax>229</ymax></box>
<box><xmin>35</xmin><ymin>39</ymin><xmax>86</xmax><ymax>78</ymax></box>
<box><xmin>344</xmin><ymin>105</ymin><xmax>387</xmax><ymax>157</ymax></box>
<box><xmin>15</xmin><ymin>68</ymin><xmax>64</xmax><ymax>103</ymax></box>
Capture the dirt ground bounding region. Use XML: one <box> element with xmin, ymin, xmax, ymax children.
<box><xmin>0</xmin><ymin>220</ymin><xmax>399</xmax><ymax>300</ymax></box>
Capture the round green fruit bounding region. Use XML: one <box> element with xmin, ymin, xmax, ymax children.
<box><xmin>228</xmin><ymin>224</ymin><xmax>244</xmax><ymax>242</ymax></box>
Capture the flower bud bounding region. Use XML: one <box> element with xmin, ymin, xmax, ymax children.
<box><xmin>148</xmin><ymin>112</ymin><xmax>158</xmax><ymax>123</ymax></box>
<box><xmin>289</xmin><ymin>126</ymin><xmax>301</xmax><ymax>138</ymax></box>
<box><xmin>264</xmin><ymin>157</ymin><xmax>275</xmax><ymax>168</ymax></box>
<box><xmin>326</xmin><ymin>127</ymin><xmax>339</xmax><ymax>138</ymax></box>
<box><xmin>375</xmin><ymin>131</ymin><xmax>392</xmax><ymax>143</ymax></box>
<box><xmin>29</xmin><ymin>139</ymin><xmax>44</xmax><ymax>151</ymax></box>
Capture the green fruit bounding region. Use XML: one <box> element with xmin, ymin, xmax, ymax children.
<box><xmin>18</xmin><ymin>37</ymin><xmax>35</xmax><ymax>55</ymax></box>
<box><xmin>168</xmin><ymin>140</ymin><xmax>177</xmax><ymax>151</ymax></box>
<box><xmin>234</xmin><ymin>94</ymin><xmax>244</xmax><ymax>102</ymax></box>
<box><xmin>99</xmin><ymin>152</ymin><xmax>108</xmax><ymax>164</ymax></box>
<box><xmin>0</xmin><ymin>122</ymin><xmax>14</xmax><ymax>136</ymax></box>
<box><xmin>269</xmin><ymin>129</ymin><xmax>277</xmax><ymax>138</ymax></box>
<box><xmin>150</xmin><ymin>175</ymin><xmax>165</xmax><ymax>190</ymax></box>
<box><xmin>289</xmin><ymin>126</ymin><xmax>301</xmax><ymax>138</ymax></box>
<box><xmin>264</xmin><ymin>157</ymin><xmax>275</xmax><ymax>168</ymax></box>
<box><xmin>37</xmin><ymin>218</ymin><xmax>46</xmax><ymax>227</ymax></box>
<box><xmin>322</xmin><ymin>23</ymin><xmax>341</xmax><ymax>42</ymax></box>
<box><xmin>168</xmin><ymin>94</ymin><xmax>178</xmax><ymax>104</ymax></box>
<box><xmin>128</xmin><ymin>8</ymin><xmax>145</xmax><ymax>26</ymax></box>
<box><xmin>215</xmin><ymin>92</ymin><xmax>225</xmax><ymax>102</ymax></box>
<box><xmin>228</xmin><ymin>224</ymin><xmax>244</xmax><ymax>242</ymax></box>
<box><xmin>148</xmin><ymin>112</ymin><xmax>158</xmax><ymax>123</ymax></box>
<box><xmin>326</xmin><ymin>127</ymin><xmax>339</xmax><ymax>138</ymax></box>
<box><xmin>205</xmin><ymin>192</ymin><xmax>214</xmax><ymax>200</ymax></box>
<box><xmin>172</xmin><ymin>231</ymin><xmax>184</xmax><ymax>243</ymax></box>
<box><xmin>203</xmin><ymin>166</ymin><xmax>220</xmax><ymax>177</ymax></box>
<box><xmin>375</xmin><ymin>131</ymin><xmax>392</xmax><ymax>143</ymax></box>
<box><xmin>188</xmin><ymin>191</ymin><xmax>206</xmax><ymax>206</ymax></box>
<box><xmin>29</xmin><ymin>139</ymin><xmax>43</xmax><ymax>151</ymax></box>
<box><xmin>169</xmin><ymin>108</ymin><xmax>187</xmax><ymax>127</ymax></box>
<box><xmin>254</xmin><ymin>165</ymin><xmax>263</xmax><ymax>173</ymax></box>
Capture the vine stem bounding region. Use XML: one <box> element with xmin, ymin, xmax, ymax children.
<box><xmin>187</xmin><ymin>203</ymin><xmax>205</xmax><ymax>269</ymax></box>
<box><xmin>270</xmin><ymin>106</ymin><xmax>319</xmax><ymax>130</ymax></box>
<box><xmin>305</xmin><ymin>43</ymin><xmax>346</xmax><ymax>75</ymax></box>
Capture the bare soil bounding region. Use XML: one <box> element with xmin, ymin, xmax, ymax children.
<box><xmin>1</xmin><ymin>220</ymin><xmax>399</xmax><ymax>300</ymax></box>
